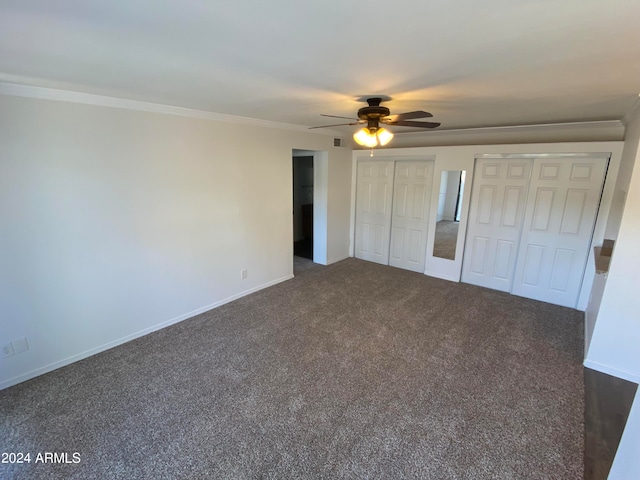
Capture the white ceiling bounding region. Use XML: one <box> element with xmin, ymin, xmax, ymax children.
<box><xmin>1</xmin><ymin>0</ymin><xmax>639</xmax><ymax>134</ymax></box>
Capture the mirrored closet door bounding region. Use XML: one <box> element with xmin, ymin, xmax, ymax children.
<box><xmin>433</xmin><ymin>170</ymin><xmax>467</xmax><ymax>261</ymax></box>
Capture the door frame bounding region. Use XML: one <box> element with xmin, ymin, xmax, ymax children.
<box><xmin>293</xmin><ymin>149</ymin><xmax>329</xmax><ymax>265</ymax></box>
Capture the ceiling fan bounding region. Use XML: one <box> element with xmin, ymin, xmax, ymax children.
<box><xmin>310</xmin><ymin>97</ymin><xmax>440</xmax><ymax>147</ymax></box>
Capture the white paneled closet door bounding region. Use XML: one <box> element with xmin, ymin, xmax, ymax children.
<box><xmin>354</xmin><ymin>161</ymin><xmax>395</xmax><ymax>265</ymax></box>
<box><xmin>511</xmin><ymin>157</ymin><xmax>608</xmax><ymax>308</ymax></box>
<box><xmin>389</xmin><ymin>161</ymin><xmax>433</xmax><ymax>273</ymax></box>
<box><xmin>461</xmin><ymin>159</ymin><xmax>532</xmax><ymax>291</ymax></box>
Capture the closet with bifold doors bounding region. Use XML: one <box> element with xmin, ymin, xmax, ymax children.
<box><xmin>461</xmin><ymin>154</ymin><xmax>609</xmax><ymax>308</ymax></box>
<box><xmin>354</xmin><ymin>159</ymin><xmax>434</xmax><ymax>273</ymax></box>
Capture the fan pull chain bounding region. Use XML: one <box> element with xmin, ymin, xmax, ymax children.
<box><xmin>370</xmin><ymin>148</ymin><xmax>374</xmax><ymax>157</ymax></box>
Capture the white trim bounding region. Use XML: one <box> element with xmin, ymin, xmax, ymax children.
<box><xmin>365</xmin><ymin>154</ymin><xmax>438</xmax><ymax>162</ymax></box>
<box><xmin>397</xmin><ymin>120</ymin><xmax>624</xmax><ymax>137</ymax></box>
<box><xmin>476</xmin><ymin>152</ymin><xmax>613</xmax><ymax>159</ymax></box>
<box><xmin>584</xmin><ymin>359</ymin><xmax>640</xmax><ymax>384</ymax></box>
<box><xmin>352</xmin><ymin>142</ymin><xmax>625</xmax><ymax>161</ymax></box>
<box><xmin>0</xmin><ymin>274</ymin><xmax>294</xmax><ymax>390</ymax></box>
<box><xmin>423</xmin><ymin>271</ymin><xmax>460</xmax><ymax>283</ymax></box>
<box><xmin>0</xmin><ymin>82</ymin><xmax>334</xmax><ymax>134</ymax></box>
<box><xmin>327</xmin><ymin>254</ymin><xmax>350</xmax><ymax>264</ymax></box>
<box><xmin>313</xmin><ymin>151</ymin><xmax>329</xmax><ymax>265</ymax></box>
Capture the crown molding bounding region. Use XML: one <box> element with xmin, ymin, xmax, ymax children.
<box><xmin>398</xmin><ymin>120</ymin><xmax>625</xmax><ymax>137</ymax></box>
<box><xmin>0</xmin><ymin>81</ymin><xmax>332</xmax><ymax>134</ymax></box>
<box><xmin>0</xmin><ymin>82</ymin><xmax>626</xmax><ymax>139</ymax></box>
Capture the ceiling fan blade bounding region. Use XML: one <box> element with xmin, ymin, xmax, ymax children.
<box><xmin>308</xmin><ymin>121</ymin><xmax>362</xmax><ymax>129</ymax></box>
<box><xmin>383</xmin><ymin>111</ymin><xmax>433</xmax><ymax>122</ymax></box>
<box><xmin>386</xmin><ymin>120</ymin><xmax>441</xmax><ymax>129</ymax></box>
<box><xmin>321</xmin><ymin>114</ymin><xmax>359</xmax><ymax>120</ymax></box>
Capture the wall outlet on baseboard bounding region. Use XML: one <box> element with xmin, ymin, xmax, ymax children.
<box><xmin>241</xmin><ymin>269</ymin><xmax>248</xmax><ymax>280</ymax></box>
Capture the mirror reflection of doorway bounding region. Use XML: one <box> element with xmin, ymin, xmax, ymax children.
<box><xmin>434</xmin><ymin>170</ymin><xmax>466</xmax><ymax>260</ymax></box>
<box><xmin>293</xmin><ymin>155</ymin><xmax>314</xmax><ymax>260</ymax></box>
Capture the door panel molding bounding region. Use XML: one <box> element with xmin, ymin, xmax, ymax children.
<box><xmin>511</xmin><ymin>156</ymin><xmax>608</xmax><ymax>308</ymax></box>
<box><xmin>461</xmin><ymin>158</ymin><xmax>532</xmax><ymax>292</ymax></box>
<box><xmin>389</xmin><ymin>161</ymin><xmax>434</xmax><ymax>272</ymax></box>
<box><xmin>354</xmin><ymin>161</ymin><xmax>395</xmax><ymax>265</ymax></box>
<box><xmin>355</xmin><ymin>159</ymin><xmax>434</xmax><ymax>273</ymax></box>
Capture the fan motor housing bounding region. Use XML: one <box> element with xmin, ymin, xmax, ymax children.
<box><xmin>358</xmin><ymin>97</ymin><xmax>390</xmax><ymax>130</ymax></box>
<box><xmin>357</xmin><ymin>105</ymin><xmax>390</xmax><ymax>121</ymax></box>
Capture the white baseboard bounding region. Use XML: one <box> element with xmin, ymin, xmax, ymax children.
<box><xmin>327</xmin><ymin>254</ymin><xmax>350</xmax><ymax>265</ymax></box>
<box><xmin>0</xmin><ymin>274</ymin><xmax>294</xmax><ymax>390</ymax></box>
<box><xmin>583</xmin><ymin>359</ymin><xmax>640</xmax><ymax>384</ymax></box>
<box><xmin>424</xmin><ymin>271</ymin><xmax>459</xmax><ymax>282</ymax></box>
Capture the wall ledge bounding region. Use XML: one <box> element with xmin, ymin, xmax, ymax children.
<box><xmin>584</xmin><ymin>359</ymin><xmax>640</xmax><ymax>385</ymax></box>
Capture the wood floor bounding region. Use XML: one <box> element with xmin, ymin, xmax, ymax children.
<box><xmin>584</xmin><ymin>368</ymin><xmax>638</xmax><ymax>479</ymax></box>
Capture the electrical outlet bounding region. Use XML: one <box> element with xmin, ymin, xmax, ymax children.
<box><xmin>12</xmin><ymin>337</ymin><xmax>29</xmax><ymax>355</ymax></box>
<box><xmin>241</xmin><ymin>269</ymin><xmax>248</xmax><ymax>280</ymax></box>
<box><xmin>2</xmin><ymin>343</ymin><xmax>14</xmax><ymax>358</ymax></box>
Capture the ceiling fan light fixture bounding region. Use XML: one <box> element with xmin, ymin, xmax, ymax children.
<box><xmin>353</xmin><ymin>127</ymin><xmax>394</xmax><ymax>148</ymax></box>
<box><xmin>353</xmin><ymin>127</ymin><xmax>378</xmax><ymax>148</ymax></box>
<box><xmin>376</xmin><ymin>127</ymin><xmax>394</xmax><ymax>146</ymax></box>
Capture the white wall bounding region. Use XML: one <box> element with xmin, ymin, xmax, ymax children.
<box><xmin>0</xmin><ymin>94</ymin><xmax>352</xmax><ymax>388</ymax></box>
<box><xmin>586</xmin><ymin>105</ymin><xmax>640</xmax><ymax>383</ymax></box>
<box><xmin>583</xmin><ymin>112</ymin><xmax>640</xmax><ymax>354</ymax></box>
<box><xmin>604</xmin><ymin>108</ymin><xmax>640</xmax><ymax>240</ymax></box>
<box><xmin>324</xmin><ymin>150</ymin><xmax>352</xmax><ymax>265</ymax></box>
<box><xmin>584</xmin><ymin>105</ymin><xmax>640</xmax><ymax>480</ymax></box>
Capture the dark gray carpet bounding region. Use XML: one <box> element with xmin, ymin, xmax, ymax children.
<box><xmin>293</xmin><ymin>255</ymin><xmax>318</xmax><ymax>274</ymax></box>
<box><xmin>1</xmin><ymin>258</ymin><xmax>584</xmax><ymax>479</ymax></box>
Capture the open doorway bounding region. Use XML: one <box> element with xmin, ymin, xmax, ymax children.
<box><xmin>292</xmin><ymin>148</ymin><xmax>328</xmax><ymax>274</ymax></box>
<box><xmin>293</xmin><ymin>154</ymin><xmax>314</xmax><ymax>260</ymax></box>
